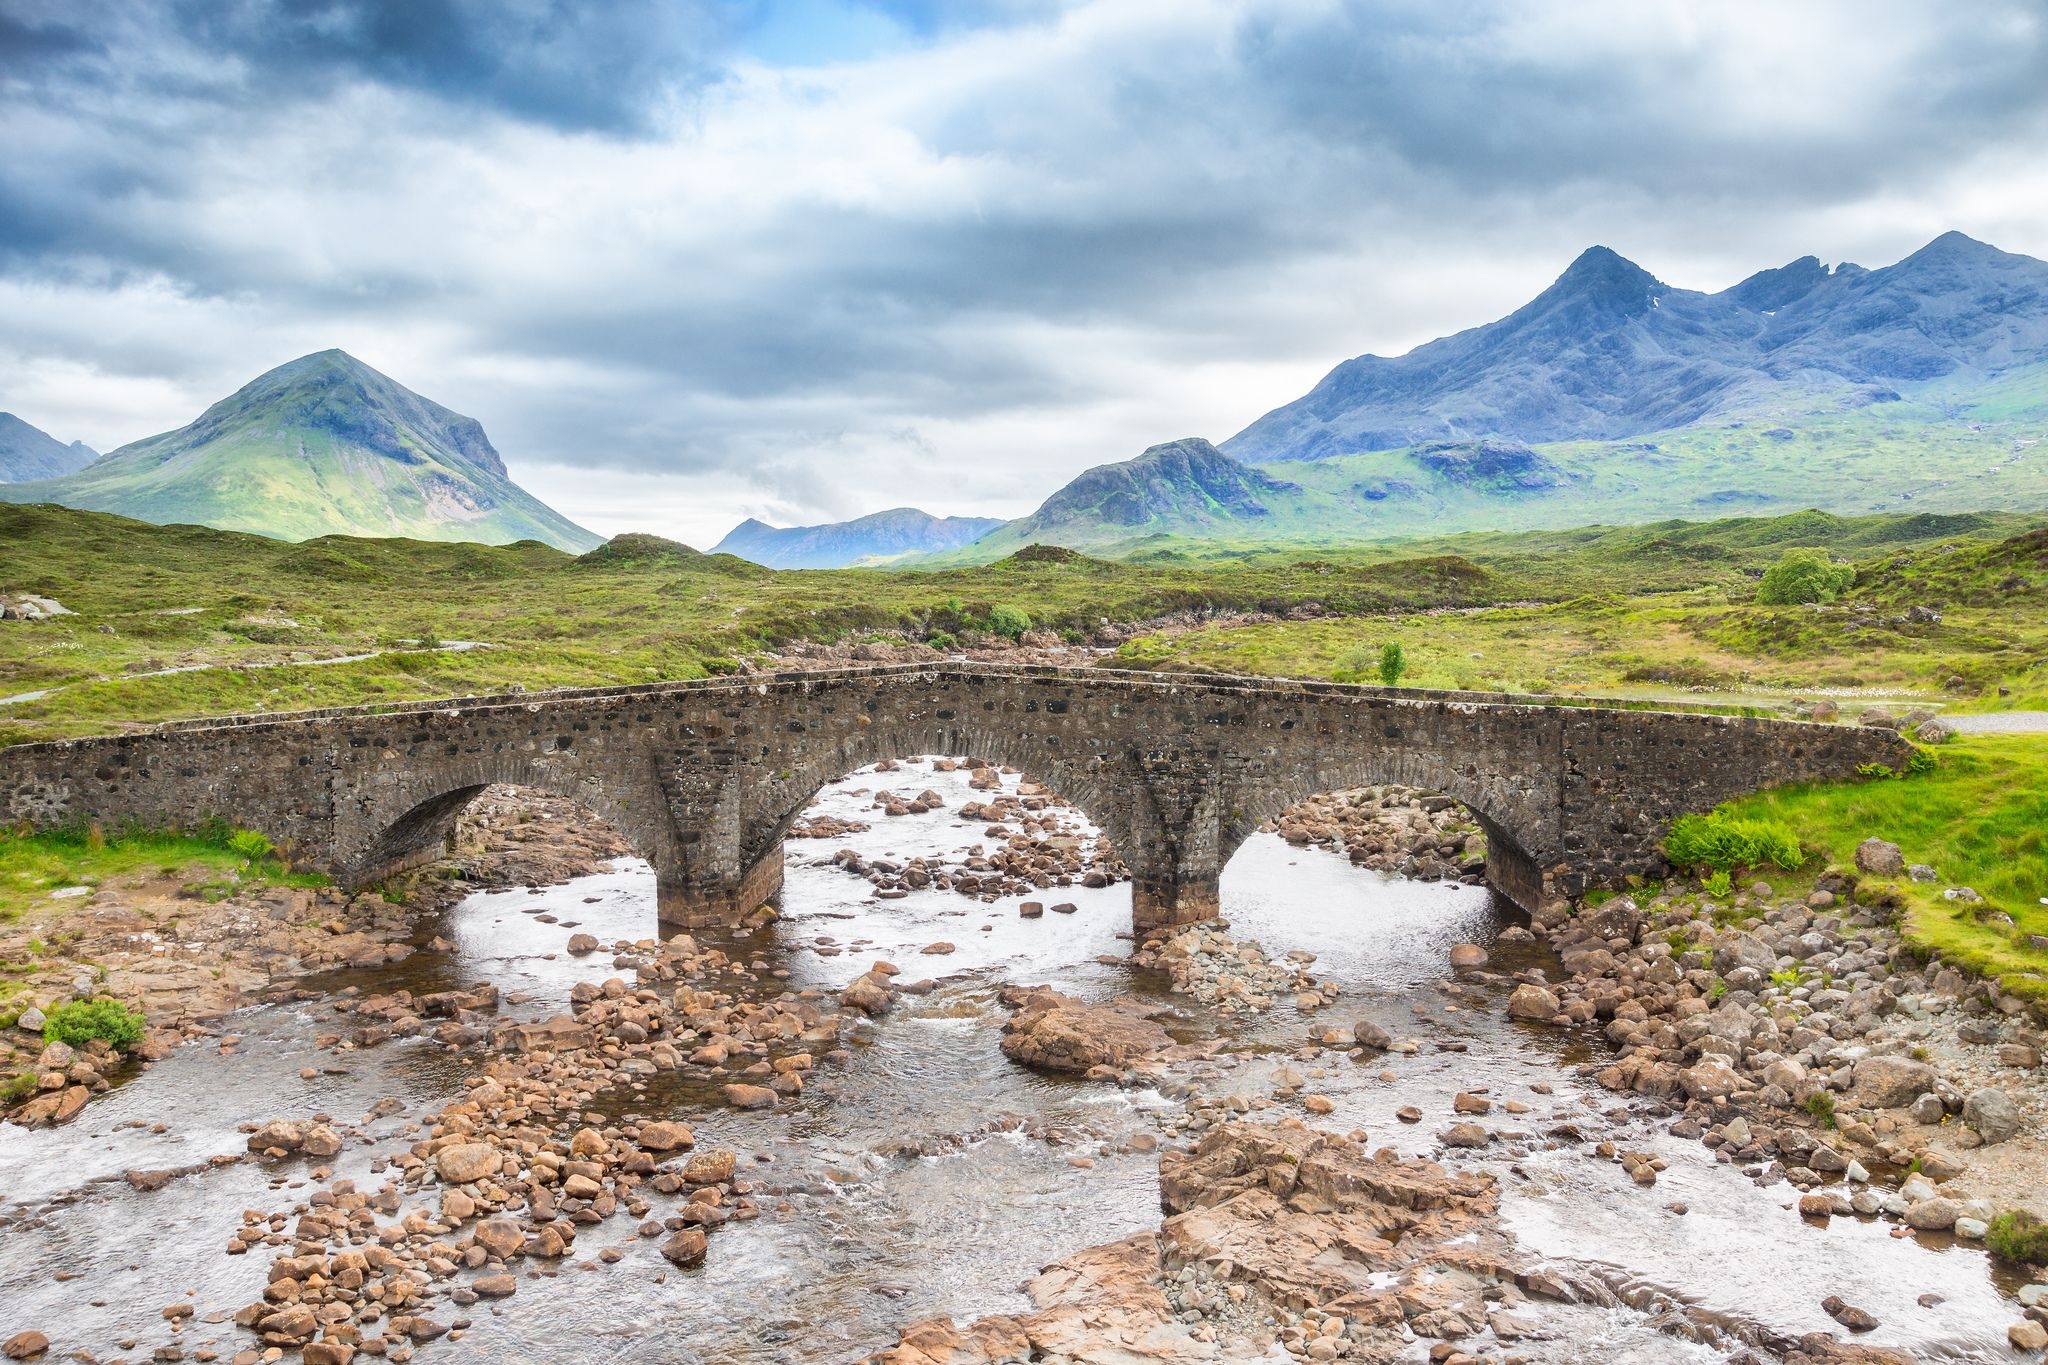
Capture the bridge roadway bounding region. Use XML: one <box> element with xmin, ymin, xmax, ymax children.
<box><xmin>0</xmin><ymin>664</ymin><xmax>1909</xmax><ymax>930</ymax></box>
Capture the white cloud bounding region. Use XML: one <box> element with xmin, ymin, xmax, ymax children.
<box><xmin>1</xmin><ymin>0</ymin><xmax>2044</xmax><ymax>546</ymax></box>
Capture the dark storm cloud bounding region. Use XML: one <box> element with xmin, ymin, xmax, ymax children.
<box><xmin>171</xmin><ymin>0</ymin><xmax>730</xmax><ymax>133</ymax></box>
<box><xmin>0</xmin><ymin>0</ymin><xmax>730</xmax><ymax>132</ymax></box>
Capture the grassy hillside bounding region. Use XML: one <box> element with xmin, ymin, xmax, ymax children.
<box><xmin>0</xmin><ymin>351</ymin><xmax>599</xmax><ymax>552</ymax></box>
<box><xmin>1699</xmin><ymin>734</ymin><xmax>2048</xmax><ymax>1005</ymax></box>
<box><xmin>1113</xmin><ymin>517</ymin><xmax>2048</xmax><ymax>703</ymax></box>
<box><xmin>3</xmin><ymin>503</ymin><xmax>2043</xmax><ymax>745</ymax></box>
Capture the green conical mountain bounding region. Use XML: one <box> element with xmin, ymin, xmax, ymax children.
<box><xmin>0</xmin><ymin>350</ymin><xmax>600</xmax><ymax>551</ymax></box>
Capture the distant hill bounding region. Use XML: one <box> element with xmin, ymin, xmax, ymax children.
<box><xmin>1224</xmin><ymin>231</ymin><xmax>2048</xmax><ymax>463</ymax></box>
<box><xmin>921</xmin><ymin>233</ymin><xmax>2048</xmax><ymax>562</ymax></box>
<box><xmin>0</xmin><ymin>350</ymin><xmax>600</xmax><ymax>552</ymax></box>
<box><xmin>956</xmin><ymin>437</ymin><xmax>1352</xmax><ymax>559</ymax></box>
<box><xmin>712</xmin><ymin>506</ymin><xmax>1004</xmax><ymax>567</ymax></box>
<box><xmin>0</xmin><ymin>413</ymin><xmax>96</xmax><ymax>482</ymax></box>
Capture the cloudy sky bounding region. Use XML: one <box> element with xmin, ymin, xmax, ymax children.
<box><xmin>4</xmin><ymin>0</ymin><xmax>2046</xmax><ymax>546</ymax></box>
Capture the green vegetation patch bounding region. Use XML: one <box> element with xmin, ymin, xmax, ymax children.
<box><xmin>41</xmin><ymin>998</ymin><xmax>146</xmax><ymax>1051</ymax></box>
<box><xmin>0</xmin><ymin>818</ymin><xmax>324</xmax><ymax>923</ymax></box>
<box><xmin>1690</xmin><ymin>734</ymin><xmax>2048</xmax><ymax>1004</ymax></box>
<box><xmin>1664</xmin><ymin>811</ymin><xmax>1804</xmax><ymax>873</ymax></box>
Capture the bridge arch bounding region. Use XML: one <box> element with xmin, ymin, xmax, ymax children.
<box><xmin>333</xmin><ymin>752</ymin><xmax>674</xmax><ymax>890</ymax></box>
<box><xmin>1218</xmin><ymin>748</ymin><xmax>1552</xmax><ymax>912</ymax></box>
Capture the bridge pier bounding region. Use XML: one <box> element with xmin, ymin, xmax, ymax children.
<box><xmin>655</xmin><ymin>840</ymin><xmax>786</xmax><ymax>930</ymax></box>
<box><xmin>1131</xmin><ymin>874</ymin><xmax>1221</xmax><ymax>935</ymax></box>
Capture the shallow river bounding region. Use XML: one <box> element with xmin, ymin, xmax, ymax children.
<box><xmin>0</xmin><ymin>760</ymin><xmax>2025</xmax><ymax>1362</ymax></box>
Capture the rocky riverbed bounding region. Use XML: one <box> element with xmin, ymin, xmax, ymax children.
<box><xmin>1</xmin><ymin>764</ymin><xmax>2043</xmax><ymax>1362</ymax></box>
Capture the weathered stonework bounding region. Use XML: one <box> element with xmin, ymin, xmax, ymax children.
<box><xmin>0</xmin><ymin>664</ymin><xmax>1908</xmax><ymax>930</ymax></box>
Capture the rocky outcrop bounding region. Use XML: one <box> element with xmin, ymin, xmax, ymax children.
<box><xmin>998</xmin><ymin>986</ymin><xmax>1181</xmax><ymax>1077</ymax></box>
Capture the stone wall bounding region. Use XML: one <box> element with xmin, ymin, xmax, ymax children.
<box><xmin>0</xmin><ymin>664</ymin><xmax>1910</xmax><ymax>929</ymax></box>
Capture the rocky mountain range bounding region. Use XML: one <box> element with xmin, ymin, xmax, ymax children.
<box><xmin>923</xmin><ymin>232</ymin><xmax>2048</xmax><ymax>562</ymax></box>
<box><xmin>1223</xmin><ymin>231</ymin><xmax>2048</xmax><ymax>464</ymax></box>
<box><xmin>0</xmin><ymin>351</ymin><xmax>599</xmax><ymax>552</ymax></box>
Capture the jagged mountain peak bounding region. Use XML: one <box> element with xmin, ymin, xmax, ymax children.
<box><xmin>1223</xmin><ymin>232</ymin><xmax>2048</xmax><ymax>464</ymax></box>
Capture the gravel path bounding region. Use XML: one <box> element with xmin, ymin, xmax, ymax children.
<box><xmin>1943</xmin><ymin>710</ymin><xmax>2048</xmax><ymax>733</ymax></box>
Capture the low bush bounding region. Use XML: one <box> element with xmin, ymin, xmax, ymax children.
<box><xmin>1988</xmin><ymin>1210</ymin><xmax>2048</xmax><ymax>1265</ymax></box>
<box><xmin>1665</xmin><ymin>810</ymin><xmax>1804</xmax><ymax>872</ymax></box>
<box><xmin>987</xmin><ymin>605</ymin><xmax>1032</xmax><ymax>640</ymax></box>
<box><xmin>1756</xmin><ymin>548</ymin><xmax>1856</xmax><ymax>605</ymax></box>
<box><xmin>41</xmin><ymin>999</ymin><xmax>147</xmax><ymax>1052</ymax></box>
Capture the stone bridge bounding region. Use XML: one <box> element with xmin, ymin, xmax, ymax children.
<box><xmin>0</xmin><ymin>665</ymin><xmax>1908</xmax><ymax>930</ymax></box>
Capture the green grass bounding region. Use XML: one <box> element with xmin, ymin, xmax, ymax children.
<box><xmin>1700</xmin><ymin>734</ymin><xmax>2048</xmax><ymax>1003</ymax></box>
<box><xmin>10</xmin><ymin>501</ymin><xmax>2038</xmax><ymax>744</ymax></box>
<box><xmin>0</xmin><ymin>820</ymin><xmax>327</xmax><ymax>924</ymax></box>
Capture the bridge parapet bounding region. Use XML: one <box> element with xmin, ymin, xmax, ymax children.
<box><xmin>0</xmin><ymin>666</ymin><xmax>1911</xmax><ymax>930</ymax></box>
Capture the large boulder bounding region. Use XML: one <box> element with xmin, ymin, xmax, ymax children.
<box><xmin>1711</xmin><ymin>932</ymin><xmax>1778</xmax><ymax>977</ymax></box>
<box><xmin>1963</xmin><ymin>1087</ymin><xmax>2022</xmax><ymax>1145</ymax></box>
<box><xmin>1855</xmin><ymin>838</ymin><xmax>1905</xmax><ymax>877</ymax></box>
<box><xmin>434</xmin><ymin>1142</ymin><xmax>502</xmax><ymax>1184</ymax></box>
<box><xmin>1505</xmin><ymin>983</ymin><xmax>1561</xmax><ymax>1021</ymax></box>
<box><xmin>246</xmin><ymin>1119</ymin><xmax>308</xmax><ymax>1154</ymax></box>
<box><xmin>1849</xmin><ymin>1056</ymin><xmax>1937</xmax><ymax>1109</ymax></box>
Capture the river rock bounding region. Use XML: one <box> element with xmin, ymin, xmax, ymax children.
<box><xmin>300</xmin><ymin>1125</ymin><xmax>344</xmax><ymax>1158</ymax></box>
<box><xmin>638</xmin><ymin>1121</ymin><xmax>694</xmax><ymax>1152</ymax></box>
<box><xmin>2</xmin><ymin>1333</ymin><xmax>48</xmax><ymax>1361</ymax></box>
<box><xmin>1854</xmin><ymin>838</ymin><xmax>1905</xmax><ymax>876</ymax></box>
<box><xmin>1506</xmin><ymin>983</ymin><xmax>1560</xmax><ymax>1021</ymax></box>
<box><xmin>1449</xmin><ymin>943</ymin><xmax>1488</xmax><ymax>968</ymax></box>
<box><xmin>1963</xmin><ymin>1087</ymin><xmax>2021</xmax><ymax>1144</ymax></box>
<box><xmin>473</xmin><ymin>1220</ymin><xmax>525</xmax><ymax>1259</ymax></box>
<box><xmin>303</xmin><ymin>1343</ymin><xmax>354</xmax><ymax>1365</ymax></box>
<box><xmin>435</xmin><ymin>1141</ymin><xmax>501</xmax><ymax>1183</ymax></box>
<box><xmin>1680</xmin><ymin>1057</ymin><xmax>1742</xmax><ymax>1101</ymax></box>
<box><xmin>1850</xmin><ymin>1056</ymin><xmax>1936</xmax><ymax>1109</ymax></box>
<box><xmin>472</xmin><ymin>1274</ymin><xmax>517</xmax><ymax>1299</ymax></box>
<box><xmin>245</xmin><ymin>1119</ymin><xmax>307</xmax><ymax>1154</ymax></box>
<box><xmin>1822</xmin><ymin>1296</ymin><xmax>1878</xmax><ymax>1331</ymax></box>
<box><xmin>723</xmin><ymin>1083</ymin><xmax>777</xmax><ymax>1109</ymax></box>
<box><xmin>2014</xmin><ymin>1322</ymin><xmax>2048</xmax><ymax>1351</ymax></box>
<box><xmin>660</xmin><ymin>1229</ymin><xmax>708</xmax><ymax>1267</ymax></box>
<box><xmin>840</xmin><ymin>972</ymin><xmax>895</xmax><ymax>1017</ymax></box>
<box><xmin>566</xmin><ymin>933</ymin><xmax>600</xmax><ymax>955</ymax></box>
<box><xmin>682</xmin><ymin>1150</ymin><xmax>736</xmax><ymax>1184</ymax></box>
<box><xmin>1903</xmin><ymin>1197</ymin><xmax>1961</xmax><ymax>1231</ymax></box>
<box><xmin>998</xmin><ymin>987</ymin><xmax>1174</xmax><ymax>1075</ymax></box>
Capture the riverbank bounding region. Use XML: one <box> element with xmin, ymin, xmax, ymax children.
<box><xmin>1</xmin><ymin>787</ymin><xmax>630</xmax><ymax>1126</ymax></box>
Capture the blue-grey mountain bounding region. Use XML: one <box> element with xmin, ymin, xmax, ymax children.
<box><xmin>1224</xmin><ymin>231</ymin><xmax>2048</xmax><ymax>463</ymax></box>
<box><xmin>712</xmin><ymin>507</ymin><xmax>1005</xmax><ymax>568</ymax></box>
<box><xmin>0</xmin><ymin>413</ymin><xmax>96</xmax><ymax>483</ymax></box>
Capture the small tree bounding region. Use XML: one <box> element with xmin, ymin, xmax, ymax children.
<box><xmin>1378</xmin><ymin>640</ymin><xmax>1407</xmax><ymax>686</ymax></box>
<box><xmin>1756</xmin><ymin>549</ymin><xmax>1856</xmax><ymax>605</ymax></box>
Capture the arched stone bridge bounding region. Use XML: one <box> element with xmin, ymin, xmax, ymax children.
<box><xmin>0</xmin><ymin>665</ymin><xmax>1908</xmax><ymax>931</ymax></box>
